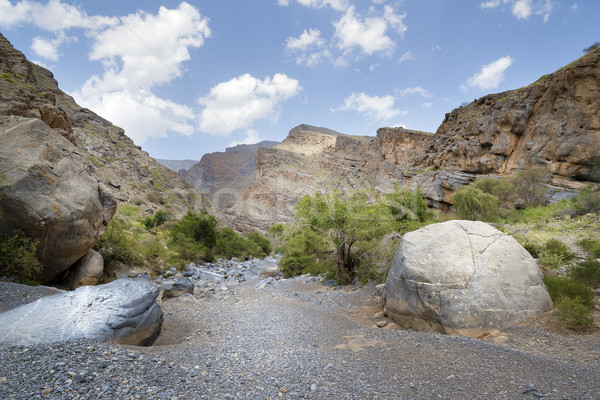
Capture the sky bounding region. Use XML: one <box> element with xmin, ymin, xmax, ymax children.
<box><xmin>0</xmin><ymin>0</ymin><xmax>597</xmax><ymax>160</ymax></box>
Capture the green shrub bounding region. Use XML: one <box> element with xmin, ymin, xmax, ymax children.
<box><xmin>554</xmin><ymin>296</ymin><xmax>595</xmax><ymax>333</ymax></box>
<box><xmin>509</xmin><ymin>168</ymin><xmax>549</xmax><ymax>208</ymax></box>
<box><xmin>213</xmin><ymin>228</ymin><xmax>262</xmax><ymax>259</ymax></box>
<box><xmin>519</xmin><ymin>239</ymin><xmax>541</xmax><ymax>259</ymax></box>
<box><xmin>169</xmin><ymin>211</ymin><xmax>217</xmax><ymax>249</ymax></box>
<box><xmin>383</xmin><ymin>187</ymin><xmax>431</xmax><ymax>223</ymax></box>
<box><xmin>143</xmin><ymin>210</ymin><xmax>168</xmax><ymax>230</ymax></box>
<box><xmin>569</xmin><ymin>259</ymin><xmax>600</xmax><ymax>288</ymax></box>
<box><xmin>571</xmin><ymin>185</ymin><xmax>600</xmax><ymax>215</ymax></box>
<box><xmin>578</xmin><ymin>238</ymin><xmax>600</xmax><ymax>258</ymax></box>
<box><xmin>280</xmin><ymin>249</ymin><xmax>316</xmax><ymax>277</ymax></box>
<box><xmin>0</xmin><ymin>230</ymin><xmax>42</xmax><ymax>282</ymax></box>
<box><xmin>270</xmin><ymin>223</ymin><xmax>285</xmax><ymax>237</ymax></box>
<box><xmin>538</xmin><ymin>239</ymin><xmax>576</xmax><ymax>269</ymax></box>
<box><xmin>0</xmin><ymin>72</ymin><xmax>15</xmax><ymax>84</ymax></box>
<box><xmin>94</xmin><ymin>217</ymin><xmax>141</xmax><ymax>264</ymax></box>
<box><xmin>168</xmin><ymin>232</ymin><xmax>212</xmax><ymax>262</ymax></box>
<box><xmin>452</xmin><ymin>186</ymin><xmax>499</xmax><ymax>221</ymax></box>
<box><xmin>279</xmin><ymin>228</ymin><xmax>330</xmax><ymax>278</ymax></box>
<box><xmin>474</xmin><ymin>177</ymin><xmax>514</xmax><ymax>208</ymax></box>
<box><xmin>246</xmin><ymin>231</ymin><xmax>272</xmax><ymax>257</ymax></box>
<box><xmin>543</xmin><ymin>275</ymin><xmax>595</xmax><ymax>308</ymax></box>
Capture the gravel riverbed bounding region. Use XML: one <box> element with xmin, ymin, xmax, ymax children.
<box><xmin>0</xmin><ymin>278</ymin><xmax>599</xmax><ymax>399</ymax></box>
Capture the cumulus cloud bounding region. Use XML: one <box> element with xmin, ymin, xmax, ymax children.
<box><xmin>398</xmin><ymin>86</ymin><xmax>431</xmax><ymax>98</ymax></box>
<box><xmin>285</xmin><ymin>28</ymin><xmax>325</xmax><ymax>51</ymax></box>
<box><xmin>278</xmin><ymin>0</ymin><xmax>349</xmax><ymax>11</ymax></box>
<box><xmin>331</xmin><ymin>92</ymin><xmax>406</xmax><ymax>121</ymax></box>
<box><xmin>422</xmin><ymin>102</ymin><xmax>433</xmax><ymax>108</ymax></box>
<box><xmin>334</xmin><ymin>6</ymin><xmax>395</xmax><ymax>56</ymax></box>
<box><xmin>72</xmin><ymin>2</ymin><xmax>212</xmax><ymax>144</ymax></box>
<box><xmin>480</xmin><ymin>0</ymin><xmax>553</xmax><ymax>21</ymax></box>
<box><xmin>228</xmin><ymin>129</ymin><xmax>261</xmax><ymax>147</ymax></box>
<box><xmin>30</xmin><ymin>32</ymin><xmax>76</xmax><ymax>61</ymax></box>
<box><xmin>197</xmin><ymin>73</ymin><xmax>302</xmax><ymax>136</ymax></box>
<box><xmin>461</xmin><ymin>56</ymin><xmax>513</xmax><ymax>92</ymax></box>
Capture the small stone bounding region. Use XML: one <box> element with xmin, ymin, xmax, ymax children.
<box><xmin>310</xmin><ymin>384</ymin><xmax>318</xmax><ymax>392</ymax></box>
<box><xmin>42</xmin><ymin>388</ymin><xmax>53</xmax><ymax>395</ymax></box>
<box><xmin>280</xmin><ymin>387</ymin><xmax>287</xmax><ymax>393</ymax></box>
<box><xmin>376</xmin><ymin>320</ymin><xmax>388</xmax><ymax>328</ymax></box>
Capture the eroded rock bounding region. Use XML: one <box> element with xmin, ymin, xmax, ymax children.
<box><xmin>0</xmin><ymin>279</ymin><xmax>163</xmax><ymax>346</ymax></box>
<box><xmin>383</xmin><ymin>220</ymin><xmax>552</xmax><ymax>336</ymax></box>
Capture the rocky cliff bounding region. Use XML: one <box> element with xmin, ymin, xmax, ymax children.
<box><xmin>181</xmin><ymin>140</ymin><xmax>278</xmax><ymax>212</ymax></box>
<box><xmin>220</xmin><ymin>49</ymin><xmax>600</xmax><ymax>231</ymax></box>
<box><xmin>0</xmin><ymin>33</ymin><xmax>202</xmax><ymax>217</ymax></box>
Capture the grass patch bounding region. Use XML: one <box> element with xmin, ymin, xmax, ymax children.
<box><xmin>554</xmin><ymin>296</ymin><xmax>595</xmax><ymax>333</ymax></box>
<box><xmin>578</xmin><ymin>238</ymin><xmax>600</xmax><ymax>259</ymax></box>
<box><xmin>1</xmin><ymin>72</ymin><xmax>16</xmax><ymax>84</ymax></box>
<box><xmin>569</xmin><ymin>259</ymin><xmax>600</xmax><ymax>288</ymax></box>
<box><xmin>538</xmin><ymin>239</ymin><xmax>576</xmax><ymax>269</ymax></box>
<box><xmin>543</xmin><ymin>275</ymin><xmax>595</xmax><ymax>308</ymax></box>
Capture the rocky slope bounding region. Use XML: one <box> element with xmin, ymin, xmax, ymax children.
<box><xmin>181</xmin><ymin>140</ymin><xmax>278</xmax><ymax>213</ymax></box>
<box><xmin>221</xmin><ymin>49</ymin><xmax>599</xmax><ymax>231</ymax></box>
<box><xmin>0</xmin><ymin>33</ymin><xmax>202</xmax><ymax>218</ymax></box>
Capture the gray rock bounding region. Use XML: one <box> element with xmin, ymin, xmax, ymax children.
<box><xmin>255</xmin><ymin>277</ymin><xmax>274</xmax><ymax>289</ymax></box>
<box><xmin>0</xmin><ymin>117</ymin><xmax>117</xmax><ymax>281</ymax></box>
<box><xmin>249</xmin><ymin>258</ymin><xmax>280</xmax><ymax>277</ymax></box>
<box><xmin>200</xmin><ymin>270</ymin><xmax>225</xmax><ymax>283</ymax></box>
<box><xmin>384</xmin><ymin>220</ymin><xmax>552</xmax><ymax>336</ymax></box>
<box><xmin>0</xmin><ymin>278</ymin><xmax>163</xmax><ymax>346</ymax></box>
<box><xmin>162</xmin><ymin>277</ymin><xmax>194</xmax><ymax>298</ymax></box>
<box><xmin>66</xmin><ymin>249</ymin><xmax>104</xmax><ymax>290</ymax></box>
<box><xmin>323</xmin><ymin>280</ymin><xmax>337</xmax><ymax>287</ymax></box>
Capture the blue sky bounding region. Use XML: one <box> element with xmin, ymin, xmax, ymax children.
<box><xmin>0</xmin><ymin>0</ymin><xmax>597</xmax><ymax>160</ymax></box>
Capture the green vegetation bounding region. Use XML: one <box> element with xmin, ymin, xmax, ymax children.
<box><xmin>142</xmin><ymin>210</ymin><xmax>168</xmax><ymax>230</ymax></box>
<box><xmin>538</xmin><ymin>239</ymin><xmax>576</xmax><ymax>269</ymax></box>
<box><xmin>553</xmin><ymin>296</ymin><xmax>595</xmax><ymax>333</ymax></box>
<box><xmin>569</xmin><ymin>259</ymin><xmax>600</xmax><ymax>288</ymax></box>
<box><xmin>0</xmin><ymin>230</ymin><xmax>42</xmax><ymax>283</ymax></box>
<box><xmin>452</xmin><ymin>186</ymin><xmax>499</xmax><ymax>221</ymax></box>
<box><xmin>578</xmin><ymin>238</ymin><xmax>600</xmax><ymax>259</ymax></box>
<box><xmin>0</xmin><ymin>72</ymin><xmax>16</xmax><ymax>84</ymax></box>
<box><xmin>280</xmin><ymin>188</ymin><xmax>432</xmax><ymax>283</ymax></box>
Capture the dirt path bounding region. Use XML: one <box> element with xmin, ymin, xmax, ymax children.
<box><xmin>147</xmin><ymin>278</ymin><xmax>600</xmax><ymax>399</ymax></box>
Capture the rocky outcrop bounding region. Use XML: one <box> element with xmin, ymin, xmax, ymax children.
<box><xmin>421</xmin><ymin>48</ymin><xmax>600</xmax><ymax>179</ymax></box>
<box><xmin>181</xmin><ymin>141</ymin><xmax>278</xmax><ymax>207</ymax></box>
<box><xmin>66</xmin><ymin>249</ymin><xmax>105</xmax><ymax>290</ymax></box>
<box><xmin>0</xmin><ymin>116</ymin><xmax>116</xmax><ymax>282</ymax></box>
<box><xmin>383</xmin><ymin>220</ymin><xmax>552</xmax><ymax>336</ymax></box>
<box><xmin>0</xmin><ymin>279</ymin><xmax>163</xmax><ymax>346</ymax></box>
<box><xmin>218</xmin><ymin>50</ymin><xmax>599</xmax><ymax>230</ymax></box>
<box><xmin>0</xmin><ymin>33</ymin><xmax>202</xmax><ymax>220</ymax></box>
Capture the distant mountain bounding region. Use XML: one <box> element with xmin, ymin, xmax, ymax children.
<box><xmin>180</xmin><ymin>141</ymin><xmax>279</xmax><ymax>215</ymax></box>
<box><xmin>156</xmin><ymin>159</ymin><xmax>199</xmax><ymax>172</ymax></box>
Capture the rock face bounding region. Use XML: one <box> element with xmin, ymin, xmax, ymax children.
<box><xmin>383</xmin><ymin>220</ymin><xmax>552</xmax><ymax>336</ymax></box>
<box><xmin>214</xmin><ymin>50</ymin><xmax>599</xmax><ymax>230</ymax></box>
<box><xmin>0</xmin><ymin>279</ymin><xmax>163</xmax><ymax>346</ymax></box>
<box><xmin>180</xmin><ymin>140</ymin><xmax>278</xmax><ymax>220</ymax></box>
<box><xmin>0</xmin><ymin>33</ymin><xmax>202</xmax><ymax>220</ymax></box>
<box><xmin>0</xmin><ymin>116</ymin><xmax>116</xmax><ymax>281</ymax></box>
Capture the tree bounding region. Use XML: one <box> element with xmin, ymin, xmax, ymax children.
<box><xmin>294</xmin><ymin>190</ymin><xmax>397</xmax><ymax>283</ymax></box>
<box><xmin>509</xmin><ymin>168</ymin><xmax>549</xmax><ymax>208</ymax></box>
<box><xmin>452</xmin><ymin>186</ymin><xmax>499</xmax><ymax>221</ymax></box>
<box><xmin>142</xmin><ymin>210</ymin><xmax>168</xmax><ymax>230</ymax></box>
<box><xmin>583</xmin><ymin>41</ymin><xmax>600</xmax><ymax>53</ymax></box>
<box><xmin>169</xmin><ymin>211</ymin><xmax>217</xmax><ymax>249</ymax></box>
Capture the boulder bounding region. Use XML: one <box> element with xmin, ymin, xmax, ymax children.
<box><xmin>162</xmin><ymin>277</ymin><xmax>194</xmax><ymax>298</ymax></box>
<box><xmin>0</xmin><ymin>278</ymin><xmax>163</xmax><ymax>346</ymax></box>
<box><xmin>249</xmin><ymin>258</ymin><xmax>280</xmax><ymax>278</ymax></box>
<box><xmin>383</xmin><ymin>220</ymin><xmax>552</xmax><ymax>336</ymax></box>
<box><xmin>0</xmin><ymin>116</ymin><xmax>117</xmax><ymax>282</ymax></box>
<box><xmin>66</xmin><ymin>249</ymin><xmax>104</xmax><ymax>290</ymax></box>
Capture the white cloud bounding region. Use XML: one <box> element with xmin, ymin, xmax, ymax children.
<box><xmin>398</xmin><ymin>86</ymin><xmax>431</xmax><ymax>98</ymax></box>
<box><xmin>398</xmin><ymin>50</ymin><xmax>413</xmax><ymax>63</ymax></box>
<box><xmin>294</xmin><ymin>0</ymin><xmax>349</xmax><ymax>11</ymax></box>
<box><xmin>228</xmin><ymin>129</ymin><xmax>261</xmax><ymax>147</ymax></box>
<box><xmin>277</xmin><ymin>0</ymin><xmax>290</xmax><ymax>5</ymax></box>
<box><xmin>333</xmin><ymin>6</ymin><xmax>393</xmax><ymax>56</ymax></box>
<box><xmin>512</xmin><ymin>0</ymin><xmax>532</xmax><ymax>19</ymax></box>
<box><xmin>331</xmin><ymin>92</ymin><xmax>406</xmax><ymax>121</ymax></box>
<box><xmin>571</xmin><ymin>3</ymin><xmax>578</xmax><ymax>11</ymax></box>
<box><xmin>0</xmin><ymin>0</ymin><xmax>116</xmax><ymax>31</ymax></box>
<box><xmin>383</xmin><ymin>5</ymin><xmax>407</xmax><ymax>37</ymax></box>
<box><xmin>480</xmin><ymin>0</ymin><xmax>553</xmax><ymax>21</ymax></box>
<box><xmin>30</xmin><ymin>32</ymin><xmax>76</xmax><ymax>61</ymax></box>
<box><xmin>285</xmin><ymin>28</ymin><xmax>325</xmax><ymax>51</ymax></box>
<box><xmin>422</xmin><ymin>102</ymin><xmax>433</xmax><ymax>108</ymax></box>
<box><xmin>461</xmin><ymin>56</ymin><xmax>513</xmax><ymax>92</ymax></box>
<box><xmin>198</xmin><ymin>73</ymin><xmax>302</xmax><ymax>136</ymax></box>
<box><xmin>72</xmin><ymin>2</ymin><xmax>212</xmax><ymax>144</ymax></box>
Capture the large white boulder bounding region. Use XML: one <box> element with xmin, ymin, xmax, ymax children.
<box><xmin>383</xmin><ymin>220</ymin><xmax>552</xmax><ymax>336</ymax></box>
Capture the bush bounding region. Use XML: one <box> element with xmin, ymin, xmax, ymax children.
<box><xmin>509</xmin><ymin>168</ymin><xmax>549</xmax><ymax>208</ymax></box>
<box><xmin>213</xmin><ymin>228</ymin><xmax>262</xmax><ymax>259</ymax></box>
<box><xmin>578</xmin><ymin>238</ymin><xmax>600</xmax><ymax>259</ymax></box>
<box><xmin>0</xmin><ymin>230</ymin><xmax>42</xmax><ymax>282</ymax></box>
<box><xmin>143</xmin><ymin>210</ymin><xmax>168</xmax><ymax>230</ymax></box>
<box><xmin>554</xmin><ymin>296</ymin><xmax>595</xmax><ymax>333</ymax></box>
<box><xmin>452</xmin><ymin>186</ymin><xmax>499</xmax><ymax>221</ymax></box>
<box><xmin>94</xmin><ymin>216</ymin><xmax>141</xmax><ymax>264</ymax></box>
<box><xmin>538</xmin><ymin>239</ymin><xmax>576</xmax><ymax>269</ymax></box>
<box><xmin>474</xmin><ymin>177</ymin><xmax>514</xmax><ymax>208</ymax></box>
<box><xmin>169</xmin><ymin>211</ymin><xmax>217</xmax><ymax>249</ymax></box>
<box><xmin>279</xmin><ymin>228</ymin><xmax>330</xmax><ymax>278</ymax></box>
<box><xmin>169</xmin><ymin>232</ymin><xmax>212</xmax><ymax>262</ymax></box>
<box><xmin>569</xmin><ymin>259</ymin><xmax>600</xmax><ymax>288</ymax></box>
<box><xmin>543</xmin><ymin>275</ymin><xmax>595</xmax><ymax>308</ymax></box>
<box><xmin>519</xmin><ymin>239</ymin><xmax>541</xmax><ymax>259</ymax></box>
<box><xmin>383</xmin><ymin>187</ymin><xmax>431</xmax><ymax>223</ymax></box>
<box><xmin>270</xmin><ymin>223</ymin><xmax>285</xmax><ymax>237</ymax></box>
<box><xmin>571</xmin><ymin>185</ymin><xmax>600</xmax><ymax>215</ymax></box>
<box><xmin>246</xmin><ymin>231</ymin><xmax>272</xmax><ymax>257</ymax></box>
<box><xmin>583</xmin><ymin>41</ymin><xmax>600</xmax><ymax>53</ymax></box>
